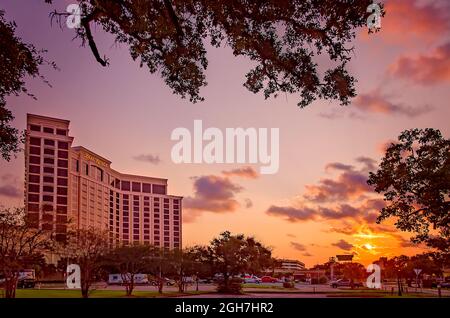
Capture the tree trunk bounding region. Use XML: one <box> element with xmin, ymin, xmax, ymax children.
<box><xmin>4</xmin><ymin>275</ymin><xmax>18</xmax><ymax>298</ymax></box>
<box><xmin>397</xmin><ymin>277</ymin><xmax>402</xmax><ymax>296</ymax></box>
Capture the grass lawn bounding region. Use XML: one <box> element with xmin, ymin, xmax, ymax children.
<box><xmin>11</xmin><ymin>289</ymin><xmax>210</xmax><ymax>298</ymax></box>
<box><xmin>243</xmin><ymin>284</ymin><xmax>297</xmax><ymax>290</ymax></box>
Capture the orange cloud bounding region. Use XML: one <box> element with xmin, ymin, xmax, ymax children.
<box><xmin>183</xmin><ymin>175</ymin><xmax>242</xmax><ymax>222</ymax></box>
<box><xmin>352</xmin><ymin>89</ymin><xmax>433</xmax><ymax>117</ymax></box>
<box><xmin>389</xmin><ymin>42</ymin><xmax>450</xmax><ymax>85</ymax></box>
<box><xmin>222</xmin><ymin>166</ymin><xmax>259</xmax><ymax>179</ymax></box>
<box><xmin>361</xmin><ymin>0</ymin><xmax>450</xmax><ymax>44</ymax></box>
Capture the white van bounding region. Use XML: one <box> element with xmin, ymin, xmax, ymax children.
<box><xmin>108</xmin><ymin>273</ymin><xmax>149</xmax><ymax>285</ymax></box>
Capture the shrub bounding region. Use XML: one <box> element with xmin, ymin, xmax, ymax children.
<box><xmin>217</xmin><ymin>277</ymin><xmax>243</xmax><ymax>294</ymax></box>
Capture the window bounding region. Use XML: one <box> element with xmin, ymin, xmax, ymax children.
<box><xmin>57</xmin><ymin>187</ymin><xmax>67</xmax><ymax>195</ymax></box>
<box><xmin>43</xmin><ymin>176</ymin><xmax>54</xmax><ymax>183</ymax></box>
<box><xmin>58</xmin><ymin>159</ymin><xmax>68</xmax><ymax>168</ymax></box>
<box><xmin>71</xmin><ymin>159</ymin><xmax>79</xmax><ymax>172</ymax></box>
<box><xmin>44</xmin><ymin>157</ymin><xmax>54</xmax><ymax>164</ymax></box>
<box><xmin>83</xmin><ymin>163</ymin><xmax>89</xmax><ymax>175</ymax></box>
<box><xmin>44</xmin><ymin>148</ymin><xmax>54</xmax><ymax>155</ymax></box>
<box><xmin>30</xmin><ymin>156</ymin><xmax>40</xmax><ymax>164</ymax></box>
<box><xmin>132</xmin><ymin>182</ymin><xmax>141</xmax><ymax>192</ymax></box>
<box><xmin>142</xmin><ymin>183</ymin><xmax>151</xmax><ymax>193</ymax></box>
<box><xmin>29</xmin><ymin>175</ymin><xmax>40</xmax><ymax>183</ymax></box>
<box><xmin>28</xmin><ymin>203</ymin><xmax>39</xmax><ymax>212</ymax></box>
<box><xmin>56</xmin><ymin>129</ymin><xmax>67</xmax><ymax>136</ymax></box>
<box><xmin>58</xmin><ymin>150</ymin><xmax>68</xmax><ymax>159</ymax></box>
<box><xmin>57</xmin><ymin>196</ymin><xmax>67</xmax><ymax>205</ymax></box>
<box><xmin>30</xmin><ymin>147</ymin><xmax>40</xmax><ymax>155</ymax></box>
<box><xmin>43</xmin><ymin>195</ymin><xmax>53</xmax><ymax>202</ymax></box>
<box><xmin>121</xmin><ymin>181</ymin><xmax>130</xmax><ymax>191</ymax></box>
<box><xmin>29</xmin><ymin>165</ymin><xmax>40</xmax><ymax>174</ymax></box>
<box><xmin>56</xmin><ymin>206</ymin><xmax>67</xmax><ymax>213</ymax></box>
<box><xmin>152</xmin><ymin>184</ymin><xmax>166</xmax><ymax>195</ymax></box>
<box><xmin>30</xmin><ymin>125</ymin><xmax>40</xmax><ymax>132</ymax></box>
<box><xmin>30</xmin><ymin>137</ymin><xmax>40</xmax><ymax>146</ymax></box>
<box><xmin>57</xmin><ymin>168</ymin><xmax>67</xmax><ymax>177</ymax></box>
<box><xmin>43</xmin><ymin>167</ymin><xmax>53</xmax><ymax>174</ymax></box>
<box><xmin>58</xmin><ymin>141</ymin><xmax>68</xmax><ymax>149</ymax></box>
<box><xmin>43</xmin><ymin>127</ymin><xmax>54</xmax><ymax>134</ymax></box>
<box><xmin>44</xmin><ymin>139</ymin><xmax>55</xmax><ymax>146</ymax></box>
<box><xmin>43</xmin><ymin>185</ymin><xmax>53</xmax><ymax>192</ymax></box>
<box><xmin>28</xmin><ymin>184</ymin><xmax>39</xmax><ymax>193</ymax></box>
<box><xmin>28</xmin><ymin>194</ymin><xmax>39</xmax><ymax>202</ymax></box>
<box><xmin>57</xmin><ymin>178</ymin><xmax>68</xmax><ymax>186</ymax></box>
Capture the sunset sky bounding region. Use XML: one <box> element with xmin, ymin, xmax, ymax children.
<box><xmin>1</xmin><ymin>0</ymin><xmax>449</xmax><ymax>267</ymax></box>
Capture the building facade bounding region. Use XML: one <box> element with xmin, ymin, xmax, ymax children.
<box><xmin>24</xmin><ymin>114</ymin><xmax>182</xmax><ymax>248</ymax></box>
<box><xmin>274</xmin><ymin>259</ymin><xmax>306</xmax><ymax>274</ymax></box>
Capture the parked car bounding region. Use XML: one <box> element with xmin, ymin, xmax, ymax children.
<box><xmin>108</xmin><ymin>273</ymin><xmax>149</xmax><ymax>285</ymax></box>
<box><xmin>260</xmin><ymin>276</ymin><xmax>279</xmax><ymax>283</ymax></box>
<box><xmin>17</xmin><ymin>269</ymin><xmax>36</xmax><ymax>289</ymax></box>
<box><xmin>330</xmin><ymin>279</ymin><xmax>362</xmax><ymax>288</ymax></box>
<box><xmin>243</xmin><ymin>276</ymin><xmax>261</xmax><ymax>284</ymax></box>
<box><xmin>150</xmin><ymin>277</ymin><xmax>175</xmax><ymax>286</ymax></box>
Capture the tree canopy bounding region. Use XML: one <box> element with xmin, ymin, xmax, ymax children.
<box><xmin>0</xmin><ymin>10</ymin><xmax>51</xmax><ymax>161</ymax></box>
<box><xmin>50</xmin><ymin>0</ymin><xmax>380</xmax><ymax>106</ymax></box>
<box><xmin>0</xmin><ymin>1</ymin><xmax>383</xmax><ymax>161</ymax></box>
<box><xmin>368</xmin><ymin>128</ymin><xmax>450</xmax><ymax>257</ymax></box>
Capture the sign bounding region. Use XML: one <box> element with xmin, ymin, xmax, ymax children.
<box><xmin>336</xmin><ymin>254</ymin><xmax>353</xmax><ymax>262</ymax></box>
<box><xmin>83</xmin><ymin>153</ymin><xmax>109</xmax><ymax>168</ymax></box>
<box><xmin>66</xmin><ymin>264</ymin><xmax>81</xmax><ymax>289</ymax></box>
<box><xmin>414</xmin><ymin>268</ymin><xmax>422</xmax><ymax>276</ymax></box>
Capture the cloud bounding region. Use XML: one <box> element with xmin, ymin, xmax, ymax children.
<box><xmin>377</xmin><ymin>139</ymin><xmax>397</xmax><ymax>155</ymax></box>
<box><xmin>244</xmin><ymin>198</ymin><xmax>253</xmax><ymax>208</ymax></box>
<box><xmin>133</xmin><ymin>154</ymin><xmax>161</xmax><ymax>164</ymax></box>
<box><xmin>222</xmin><ymin>166</ymin><xmax>258</xmax><ymax>179</ymax></box>
<box><xmin>286</xmin><ymin>233</ymin><xmax>297</xmax><ymax>238</ymax></box>
<box><xmin>361</xmin><ymin>0</ymin><xmax>450</xmax><ymax>44</ymax></box>
<box><xmin>183</xmin><ymin>175</ymin><xmax>242</xmax><ymax>221</ymax></box>
<box><xmin>0</xmin><ymin>184</ymin><xmax>22</xmax><ymax>198</ymax></box>
<box><xmin>332</xmin><ymin>239</ymin><xmax>353</xmax><ymax>251</ymax></box>
<box><xmin>290</xmin><ymin>242</ymin><xmax>307</xmax><ymax>252</ymax></box>
<box><xmin>266</xmin><ymin>205</ymin><xmax>316</xmax><ymax>222</ymax></box>
<box><xmin>352</xmin><ymin>90</ymin><xmax>433</xmax><ymax>118</ymax></box>
<box><xmin>304</xmin><ymin>170</ymin><xmax>373</xmax><ymax>203</ymax></box>
<box><xmin>325</xmin><ymin>162</ymin><xmax>354</xmax><ymax>172</ymax></box>
<box><xmin>389</xmin><ymin>42</ymin><xmax>450</xmax><ymax>85</ymax></box>
<box><xmin>0</xmin><ymin>174</ymin><xmax>22</xmax><ymax>198</ymax></box>
<box><xmin>355</xmin><ymin>157</ymin><xmax>377</xmax><ymax>173</ymax></box>
<box><xmin>302</xmin><ymin>252</ymin><xmax>313</xmax><ymax>257</ymax></box>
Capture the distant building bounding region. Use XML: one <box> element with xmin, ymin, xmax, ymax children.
<box><xmin>274</xmin><ymin>259</ymin><xmax>306</xmax><ymax>273</ymax></box>
<box><xmin>24</xmin><ymin>114</ymin><xmax>182</xmax><ymax>248</ymax></box>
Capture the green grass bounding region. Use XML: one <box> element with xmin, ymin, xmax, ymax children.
<box><xmin>11</xmin><ymin>289</ymin><xmax>210</xmax><ymax>298</ymax></box>
<box><xmin>243</xmin><ymin>284</ymin><xmax>297</xmax><ymax>290</ymax></box>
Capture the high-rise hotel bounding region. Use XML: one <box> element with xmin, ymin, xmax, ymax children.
<box><xmin>25</xmin><ymin>114</ymin><xmax>182</xmax><ymax>248</ymax></box>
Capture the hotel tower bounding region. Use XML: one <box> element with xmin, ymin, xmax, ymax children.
<box><xmin>24</xmin><ymin>114</ymin><xmax>182</xmax><ymax>249</ymax></box>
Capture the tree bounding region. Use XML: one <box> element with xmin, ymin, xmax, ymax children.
<box><xmin>105</xmin><ymin>244</ymin><xmax>153</xmax><ymax>296</ymax></box>
<box><xmin>49</xmin><ymin>0</ymin><xmax>382</xmax><ymax>106</ymax></box>
<box><xmin>56</xmin><ymin>227</ymin><xmax>110</xmax><ymax>298</ymax></box>
<box><xmin>368</xmin><ymin>129</ymin><xmax>450</xmax><ymax>257</ymax></box>
<box><xmin>199</xmin><ymin>231</ymin><xmax>272</xmax><ymax>293</ymax></box>
<box><xmin>341</xmin><ymin>262</ymin><xmax>366</xmax><ymax>288</ymax></box>
<box><xmin>382</xmin><ymin>255</ymin><xmax>409</xmax><ymax>296</ymax></box>
<box><xmin>164</xmin><ymin>248</ymin><xmax>198</xmax><ymax>293</ymax></box>
<box><xmin>0</xmin><ymin>207</ymin><xmax>52</xmax><ymax>298</ymax></box>
<box><xmin>0</xmin><ymin>10</ymin><xmax>52</xmax><ymax>161</ymax></box>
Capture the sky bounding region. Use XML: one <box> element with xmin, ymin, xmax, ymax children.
<box><xmin>1</xmin><ymin>0</ymin><xmax>449</xmax><ymax>267</ymax></box>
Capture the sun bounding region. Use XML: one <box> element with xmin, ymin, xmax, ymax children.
<box><xmin>364</xmin><ymin>243</ymin><xmax>375</xmax><ymax>250</ymax></box>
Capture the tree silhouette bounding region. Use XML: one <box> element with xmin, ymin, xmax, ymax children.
<box><xmin>49</xmin><ymin>0</ymin><xmax>382</xmax><ymax>106</ymax></box>
<box><xmin>368</xmin><ymin>129</ymin><xmax>450</xmax><ymax>257</ymax></box>
<box><xmin>0</xmin><ymin>10</ymin><xmax>53</xmax><ymax>161</ymax></box>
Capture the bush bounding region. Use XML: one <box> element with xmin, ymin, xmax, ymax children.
<box><xmin>216</xmin><ymin>277</ymin><xmax>243</xmax><ymax>294</ymax></box>
<box><xmin>283</xmin><ymin>281</ymin><xmax>295</xmax><ymax>288</ymax></box>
